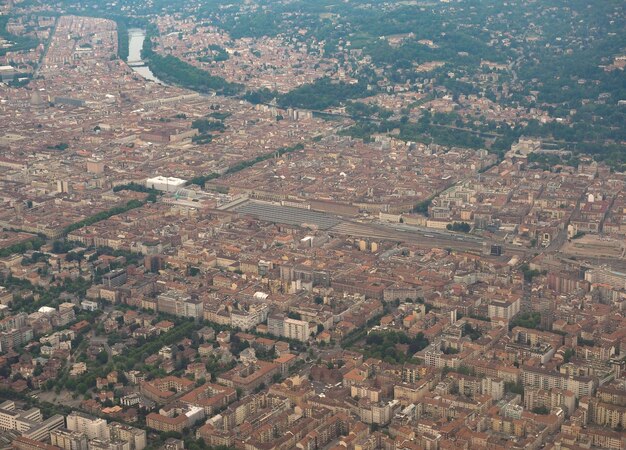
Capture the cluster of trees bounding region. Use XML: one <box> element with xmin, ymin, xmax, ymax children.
<box><xmin>486</xmin><ymin>118</ymin><xmax>625</xmax><ymax>171</ymax></box>
<box><xmin>442</xmin><ymin>346</ymin><xmax>459</xmax><ymax>355</ymax></box>
<box><xmin>340</xmin><ymin>310</ymin><xmax>388</xmax><ymax>349</ymax></box>
<box><xmin>115</xmin><ymin>19</ymin><xmax>129</xmax><ymax>61</ymax></box>
<box><xmin>345</xmin><ymin>101</ymin><xmax>393</xmax><ymax>120</ymax></box>
<box><xmin>255</xmin><ymin>346</ymin><xmax>278</xmax><ymax>361</ymax></box>
<box><xmin>226</xmin><ymin>142</ymin><xmax>304</xmax><ymax>174</ymax></box>
<box><xmin>202</xmin><ymin>0</ymin><xmax>508</xmax><ymax>69</ymax></box>
<box><xmin>509</xmin><ymin>311</ymin><xmax>542</xmax><ymax>331</ymax></box>
<box><xmin>112</xmin><ymin>182</ymin><xmax>157</xmax><ymax>195</ymax></box>
<box><xmin>205</xmin><ymin>354</ymin><xmax>237</xmax><ymax>380</ymax></box>
<box><xmin>64</xmin><ymin>250</ymin><xmax>85</xmax><ymax>263</ymax></box>
<box><xmin>81</xmin><ymin>0</ymin><xmax>626</xmax><ymax>169</ymax></box>
<box><xmin>519</xmin><ymin>263</ymin><xmax>545</xmax><ymax>282</ymax></box>
<box><xmin>526</xmin><ymin>152</ymin><xmax>579</xmax><ymax>171</ymax></box>
<box><xmin>243</xmin><ymin>88</ymin><xmax>278</xmax><ymax>105</ymax></box>
<box><xmin>63</xmin><ymin>199</ymin><xmax>145</xmax><ymax>235</ymax></box>
<box><xmin>20</xmin><ymin>251</ymin><xmax>48</xmax><ymax>265</ymax></box>
<box><xmin>363</xmin><ymin>31</ymin><xmax>500</xmax><ymax>71</ymax></box>
<box><xmin>462</xmin><ymin>323</ymin><xmax>482</xmax><ymax>341</ymax></box>
<box><xmin>0</xmin><ymin>273</ymin><xmax>32</xmax><ymax>292</ymax></box>
<box><xmin>0</xmin><ymin>16</ymin><xmax>39</xmax><ymax>57</ymax></box>
<box><xmin>217</xmin><ymin>10</ymin><xmax>280</xmax><ymax>39</ymax></box>
<box><xmin>6</xmin><ymin>276</ymin><xmax>91</xmax><ymax>314</ymax></box>
<box><xmin>341</xmin><ymin>111</ymin><xmax>487</xmax><ymax>150</ymax></box>
<box><xmin>229</xmin><ymin>334</ymin><xmax>250</xmax><ymax>356</ymax></box>
<box><xmin>518</xmin><ymin>26</ymin><xmax>626</xmax><ymax>107</ymax></box>
<box><xmin>505</xmin><ymin>381</ymin><xmax>525</xmax><ymax>396</ymax></box>
<box><xmin>100</xmin><ymin>321</ymin><xmax>237</xmax><ymax>383</ymax></box>
<box><xmin>112</xmin><ymin>182</ymin><xmax>160</xmax><ymax>202</ymax></box>
<box><xmin>102</xmin><ymin>311</ymin><xmax>306</xmax><ymax>385</ymax></box>
<box><xmin>277</xmin><ymin>78</ymin><xmax>373</xmax><ymax>110</ymax></box>
<box><xmin>191</xmin><ymin>117</ymin><xmax>226</xmax><ymax>144</ymax></box>
<box><xmin>446</xmin><ymin>222</ymin><xmax>471</xmax><ymax>233</ymax></box>
<box><xmin>398</xmin><ymin>119</ymin><xmax>485</xmax><ymax>149</ymax></box>
<box><xmin>191</xmin><ymin>133</ymin><xmax>212</xmax><ymax>145</ymax></box>
<box><xmin>198</xmin><ymin>44</ymin><xmax>229</xmax><ymax>63</ymax></box>
<box><xmin>578</xmin><ymin>337</ymin><xmax>595</xmax><ymax>347</ymax></box>
<box><xmin>83</xmin><ymin>245</ymin><xmax>143</xmax><ymax>266</ymax></box>
<box><xmin>341</xmin><ymin>104</ymin><xmax>622</xmax><ymax>171</ymax></box>
<box><xmin>337</xmin><ymin>121</ymin><xmax>384</xmax><ymax>143</ymax></box>
<box><xmin>189</xmin><ymin>143</ymin><xmax>304</xmax><ymax>187</ymax></box>
<box><xmin>47</xmin><ymin>143</ymin><xmax>69</xmax><ymax>151</ymax></box>
<box><xmin>363</xmin><ymin>330</ymin><xmax>429</xmax><ymax>364</ymax></box>
<box><xmin>140</xmin><ymin>26</ymin><xmax>240</xmax><ymax>95</ymax></box>
<box><xmin>51</xmin><ymin>0</ymin><xmax>625</xmax><ymax>168</ymax></box>
<box><xmin>575</xmin><ymin>142</ymin><xmax>626</xmax><ymax>172</ymax></box>
<box><xmin>412</xmin><ymin>199</ymin><xmax>431</xmax><ymax>215</ymax></box>
<box><xmin>0</xmin><ymin>236</ymin><xmax>44</xmax><ymax>258</ymax></box>
<box><xmin>188</xmin><ymin>172</ymin><xmax>220</xmax><ymax>188</ymax></box>
<box><xmin>209</xmin><ymin>111</ymin><xmax>231</xmax><ymax>121</ymax></box>
<box><xmin>144</xmin><ymin>50</ymin><xmax>242</xmax><ymax>96</ymax></box>
<box><xmin>113</xmin><ymin>321</ymin><xmax>197</xmax><ymax>372</ymax></box>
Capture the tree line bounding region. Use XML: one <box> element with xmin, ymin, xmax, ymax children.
<box><xmin>188</xmin><ymin>143</ymin><xmax>305</xmax><ymax>187</ymax></box>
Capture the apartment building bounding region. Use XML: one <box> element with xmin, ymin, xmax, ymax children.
<box><xmin>66</xmin><ymin>412</ymin><xmax>108</xmax><ymax>441</ymax></box>
<box><xmin>522</xmin><ymin>366</ymin><xmax>595</xmax><ymax>399</ymax></box>
<box><xmin>50</xmin><ymin>427</ymin><xmax>89</xmax><ymax>450</ymax></box>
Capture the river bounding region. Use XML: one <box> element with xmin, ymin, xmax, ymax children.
<box><xmin>127</xmin><ymin>28</ymin><xmax>164</xmax><ymax>84</ymax></box>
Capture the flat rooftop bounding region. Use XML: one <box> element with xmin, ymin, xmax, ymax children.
<box><xmin>232</xmin><ymin>201</ymin><xmax>341</xmax><ymax>230</ymax></box>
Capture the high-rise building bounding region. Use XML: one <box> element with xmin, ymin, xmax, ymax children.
<box><xmin>66</xmin><ymin>412</ymin><xmax>109</xmax><ymax>441</ymax></box>
<box><xmin>284</xmin><ymin>317</ymin><xmax>310</xmax><ymax>342</ymax></box>
<box><xmin>51</xmin><ymin>427</ymin><xmax>89</xmax><ymax>450</ymax></box>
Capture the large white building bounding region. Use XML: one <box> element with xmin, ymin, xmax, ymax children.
<box><xmin>66</xmin><ymin>412</ymin><xmax>109</xmax><ymax>440</ymax></box>
<box><xmin>521</xmin><ymin>366</ymin><xmax>595</xmax><ymax>399</ymax></box>
<box><xmin>488</xmin><ymin>297</ymin><xmax>521</xmax><ymax>321</ymax></box>
<box><xmin>230</xmin><ymin>304</ymin><xmax>270</xmax><ymax>331</ymax></box>
<box><xmin>51</xmin><ymin>427</ymin><xmax>89</xmax><ymax>450</ymax></box>
<box><xmin>359</xmin><ymin>399</ymin><xmax>400</xmax><ymax>425</ymax></box>
<box><xmin>145</xmin><ymin>176</ymin><xmax>187</xmax><ymax>193</ymax></box>
<box><xmin>108</xmin><ymin>422</ymin><xmax>146</xmax><ymax>450</ymax></box>
<box><xmin>584</xmin><ymin>267</ymin><xmax>626</xmax><ymax>290</ymax></box>
<box><xmin>156</xmin><ymin>291</ymin><xmax>202</xmax><ymax>319</ymax></box>
<box><xmin>0</xmin><ymin>401</ymin><xmax>41</xmax><ymax>432</ymax></box>
<box><xmin>284</xmin><ymin>317</ymin><xmax>310</xmax><ymax>342</ymax></box>
<box><xmin>267</xmin><ymin>314</ymin><xmax>312</xmax><ymax>342</ymax></box>
<box><xmin>0</xmin><ymin>401</ymin><xmax>63</xmax><ymax>441</ymax></box>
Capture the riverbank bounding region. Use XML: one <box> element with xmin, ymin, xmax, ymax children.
<box><xmin>127</xmin><ymin>28</ymin><xmax>163</xmax><ymax>84</ymax></box>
